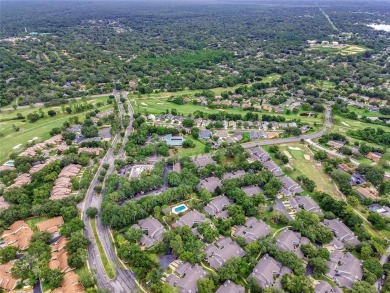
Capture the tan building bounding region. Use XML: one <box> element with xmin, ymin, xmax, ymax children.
<box><xmin>52</xmin><ymin>271</ymin><xmax>84</xmax><ymax>293</ymax></box>
<box><xmin>36</xmin><ymin>216</ymin><xmax>64</xmax><ymax>234</ymax></box>
<box><xmin>1</xmin><ymin>220</ymin><xmax>33</xmax><ymax>250</ymax></box>
<box><xmin>49</xmin><ymin>237</ymin><xmax>71</xmax><ymax>273</ymax></box>
<box><xmin>0</xmin><ymin>262</ymin><xmax>21</xmax><ymax>291</ymax></box>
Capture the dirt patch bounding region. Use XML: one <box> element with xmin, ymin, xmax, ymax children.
<box><xmin>288</xmin><ymin>147</ymin><xmax>301</xmax><ymax>151</ymax></box>
<box><xmin>266</xmin><ymin>131</ymin><xmax>280</xmax><ymax>138</ymax></box>
<box><xmin>304</xmin><ymin>154</ymin><xmax>311</xmax><ymax>160</ymax></box>
<box><xmin>283</xmin><ymin>150</ymin><xmax>292</xmax><ymax>159</ymax></box>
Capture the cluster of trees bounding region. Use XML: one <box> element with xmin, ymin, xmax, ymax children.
<box><xmin>269</xmin><ymin>145</ymin><xmax>289</xmax><ymax>164</ymax></box>
<box><xmin>296</xmin><ymin>175</ymin><xmax>316</xmax><ymax>192</ymax></box>
<box><xmin>348</xmin><ymin>127</ymin><xmax>390</xmax><ymax>148</ymax></box>
<box><xmin>291</xmin><ymin>210</ymin><xmax>333</xmax><ymax>244</ymax></box>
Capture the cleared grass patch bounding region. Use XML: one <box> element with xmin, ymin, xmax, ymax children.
<box><xmin>26</xmin><ymin>216</ymin><xmax>49</xmax><ymax>232</ymax></box>
<box><xmin>278</xmin><ymin>143</ymin><xmax>343</xmax><ymax>199</ymax></box>
<box><xmin>174</xmin><ymin>138</ymin><xmax>206</xmax><ymax>157</ymax></box>
<box><xmin>90</xmin><ymin>218</ymin><xmax>116</xmax><ymax>279</ymax></box>
<box><xmin>0</xmin><ymin>101</ymin><xmax>112</xmax><ymax>163</ymax></box>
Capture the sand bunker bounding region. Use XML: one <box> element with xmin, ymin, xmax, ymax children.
<box><xmin>157</xmin><ymin>103</ymin><xmax>164</xmax><ymax>105</ymax></box>
<box><xmin>341</xmin><ymin>122</ymin><xmax>350</xmax><ymax>127</ymax></box>
<box><xmin>141</xmin><ymin>102</ymin><xmax>148</xmax><ymax>106</ymax></box>
<box><xmin>289</xmin><ymin>147</ymin><xmax>301</xmax><ymax>151</ymax></box>
<box><xmin>304</xmin><ymin>154</ymin><xmax>311</xmax><ymax>160</ymax></box>
<box><xmin>283</xmin><ymin>150</ymin><xmax>292</xmax><ymax>159</ymax></box>
<box><xmin>13</xmin><ymin>144</ymin><xmax>22</xmax><ymax>150</ymax></box>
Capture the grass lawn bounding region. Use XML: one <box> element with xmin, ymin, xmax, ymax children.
<box><xmin>329</xmin><ymin>115</ymin><xmax>389</xmax><ymax>149</ymax></box>
<box><xmin>130</xmin><ymin>97</ymin><xmax>321</xmax><ymax>125</ymax></box>
<box><xmin>26</xmin><ymin>216</ymin><xmax>49</xmax><ymax>231</ymax></box>
<box><xmin>90</xmin><ymin>218</ymin><xmax>116</xmax><ymax>279</ymax></box>
<box><xmin>315</xmin><ymin>80</ymin><xmax>335</xmax><ymax>89</ymax></box>
<box><xmin>174</xmin><ymin>138</ymin><xmax>206</xmax><ymax>157</ymax></box>
<box><xmin>347</xmin><ymin>106</ymin><xmax>385</xmax><ymax>118</ymax></box>
<box><xmin>277</xmin><ymin>143</ymin><xmax>344</xmax><ymax>199</ymax></box>
<box><xmin>309</xmin><ymin>45</ymin><xmax>367</xmax><ymax>55</ymax></box>
<box><xmin>128</xmin><ymin>74</ymin><xmax>281</xmax><ymax>100</ymax></box>
<box><xmin>0</xmin><ymin>100</ymin><xmax>112</xmax><ymax>164</ymax></box>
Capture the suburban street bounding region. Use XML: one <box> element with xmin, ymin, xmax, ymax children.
<box><xmin>241</xmin><ymin>107</ymin><xmax>332</xmax><ymax>148</ymax></box>
<box><xmin>82</xmin><ymin>90</ymin><xmax>137</xmax><ymax>293</ymax></box>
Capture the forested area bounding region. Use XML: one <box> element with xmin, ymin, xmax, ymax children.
<box><xmin>1</xmin><ymin>0</ymin><xmax>390</xmax><ymax>106</ymax></box>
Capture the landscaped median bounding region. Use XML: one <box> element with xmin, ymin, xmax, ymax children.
<box><xmin>90</xmin><ymin>218</ymin><xmax>116</xmax><ymax>279</ymax></box>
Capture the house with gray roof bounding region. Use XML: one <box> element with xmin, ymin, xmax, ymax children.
<box><xmin>279</xmin><ymin>176</ymin><xmax>303</xmax><ymax>196</ymax></box>
<box><xmin>276</xmin><ymin>229</ymin><xmax>310</xmax><ymax>258</ymax></box>
<box><xmin>199</xmin><ymin>177</ymin><xmax>222</xmax><ymax>193</ymax></box>
<box><xmin>315</xmin><ymin>281</ymin><xmax>343</xmax><ymax>293</ymax></box>
<box><xmin>241</xmin><ymin>186</ymin><xmax>263</xmax><ymax>197</ymax></box>
<box><xmin>204</xmin><ymin>196</ymin><xmax>231</xmax><ymax>219</ymax></box>
<box><xmin>163</xmin><ymin>134</ymin><xmax>184</xmax><ymax>146</ymax></box>
<box><xmin>250</xmin><ymin>147</ymin><xmax>270</xmax><ymax>162</ymax></box>
<box><xmin>199</xmin><ymin>129</ymin><xmax>212</xmax><ymax>139</ymax></box>
<box><xmin>263</xmin><ymin>161</ymin><xmax>283</xmax><ymax>177</ymax></box>
<box><xmin>289</xmin><ymin>196</ymin><xmax>322</xmax><ymax>215</ymax></box>
<box><xmin>250</xmin><ymin>131</ymin><xmax>268</xmax><ymax>140</ymax></box>
<box><xmin>233</xmin><ymin>217</ymin><xmax>271</xmax><ymax>243</ymax></box>
<box><xmin>215</xmin><ymin>280</ymin><xmax>245</xmax><ymax>293</ymax></box>
<box><xmin>131</xmin><ymin>216</ymin><xmax>166</xmax><ymax>248</ymax></box>
<box><xmin>205</xmin><ymin>237</ymin><xmax>246</xmax><ymax>269</ymax></box>
<box><xmin>324</xmin><ymin>219</ymin><xmax>360</xmax><ymax>247</ymax></box>
<box><xmin>251</xmin><ymin>254</ymin><xmax>292</xmax><ymax>288</ymax></box>
<box><xmin>166</xmin><ymin>262</ymin><xmax>207</xmax><ymax>293</ymax></box>
<box><xmin>222</xmin><ymin>170</ymin><xmax>246</xmax><ymax>180</ymax></box>
<box><xmin>193</xmin><ymin>155</ymin><xmax>215</xmax><ymax>168</ymax></box>
<box><xmin>173</xmin><ymin>210</ymin><xmax>210</xmax><ymax>229</ymax></box>
<box><xmin>326</xmin><ymin>251</ymin><xmax>363</xmax><ymax>289</ymax></box>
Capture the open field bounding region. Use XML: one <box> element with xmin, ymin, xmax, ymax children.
<box><xmin>309</xmin><ymin>45</ymin><xmax>367</xmax><ymax>55</ymax></box>
<box><xmin>315</xmin><ymin>80</ymin><xmax>335</xmax><ymax>89</ymax></box>
<box><xmin>347</xmin><ymin>106</ymin><xmax>385</xmax><ymax>117</ymax></box>
<box><xmin>130</xmin><ymin>97</ymin><xmax>323</xmax><ymax>124</ymax></box>
<box><xmin>91</xmin><ymin>218</ymin><xmax>116</xmax><ymax>279</ymax></box>
<box><xmin>173</xmin><ymin>138</ymin><xmax>206</xmax><ymax>157</ymax></box>
<box><xmin>0</xmin><ymin>97</ymin><xmax>111</xmax><ymax>163</ymax></box>
<box><xmin>266</xmin><ymin>143</ymin><xmax>344</xmax><ymax>199</ymax></box>
<box><xmin>128</xmin><ymin>74</ymin><xmax>281</xmax><ymax>100</ymax></box>
<box><xmin>329</xmin><ymin>115</ymin><xmax>389</xmax><ymax>149</ymax></box>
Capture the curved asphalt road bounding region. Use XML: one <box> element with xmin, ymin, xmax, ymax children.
<box><xmin>82</xmin><ymin>91</ymin><xmax>137</xmax><ymax>293</ymax></box>
<box><xmin>241</xmin><ymin>107</ymin><xmax>332</xmax><ymax>148</ymax></box>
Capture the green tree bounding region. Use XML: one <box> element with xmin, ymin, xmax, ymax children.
<box><xmin>310</xmin><ymin>257</ymin><xmax>328</xmax><ymax>276</ymax></box>
<box><xmin>197</xmin><ymin>278</ymin><xmax>215</xmax><ymax>293</ymax></box>
<box><xmin>0</xmin><ymin>246</ymin><xmax>17</xmax><ymax>264</ymax></box>
<box><xmin>86</xmin><ymin>207</ymin><xmax>98</xmax><ymax>218</ymax></box>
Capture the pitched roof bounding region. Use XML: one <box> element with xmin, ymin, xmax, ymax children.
<box><xmin>1</xmin><ymin>220</ymin><xmax>33</xmax><ymax>250</ymax></box>
<box><xmin>324</xmin><ymin>219</ymin><xmax>360</xmax><ymax>246</ymax></box>
<box><xmin>36</xmin><ymin>216</ymin><xmax>64</xmax><ymax>233</ymax></box>
<box><xmin>199</xmin><ymin>177</ymin><xmax>222</xmax><ymax>192</ymax></box>
<box><xmin>295</xmin><ymin>196</ymin><xmax>322</xmax><ymax>215</ymax></box>
<box><xmin>215</xmin><ymin>280</ymin><xmax>245</xmax><ymax>293</ymax></box>
<box><xmin>241</xmin><ymin>186</ymin><xmax>263</xmax><ymax>197</ymax></box>
<box><xmin>251</xmin><ymin>254</ymin><xmax>291</xmax><ymax>288</ymax></box>
<box><xmin>263</xmin><ymin>161</ymin><xmax>283</xmax><ymax>177</ymax></box>
<box><xmin>193</xmin><ymin>155</ymin><xmax>215</xmax><ymax>168</ymax></box>
<box><xmin>204</xmin><ymin>196</ymin><xmax>231</xmax><ymax>218</ymax></box>
<box><xmin>168</xmin><ymin>263</ymin><xmax>207</xmax><ymax>293</ymax></box>
<box><xmin>173</xmin><ymin>210</ymin><xmax>208</xmax><ymax>229</ymax></box>
<box><xmin>234</xmin><ymin>217</ymin><xmax>271</xmax><ymax>243</ymax></box>
<box><xmin>136</xmin><ymin>216</ymin><xmax>166</xmax><ymax>248</ymax></box>
<box><xmin>276</xmin><ymin>229</ymin><xmax>310</xmax><ymax>257</ymax></box>
<box><xmin>206</xmin><ymin>237</ymin><xmax>246</xmax><ymax>269</ymax></box>
<box><xmin>52</xmin><ymin>271</ymin><xmax>84</xmax><ymax>293</ymax></box>
<box><xmin>0</xmin><ymin>262</ymin><xmax>20</xmax><ymax>291</ymax></box>
<box><xmin>222</xmin><ymin>170</ymin><xmax>246</xmax><ymax>180</ymax></box>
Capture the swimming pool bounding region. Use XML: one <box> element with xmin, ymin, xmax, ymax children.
<box><xmin>172</xmin><ymin>204</ymin><xmax>188</xmax><ymax>214</ymax></box>
<box><xmin>4</xmin><ymin>161</ymin><xmax>14</xmax><ymax>167</ymax></box>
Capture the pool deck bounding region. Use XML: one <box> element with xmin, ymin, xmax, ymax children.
<box><xmin>172</xmin><ymin>204</ymin><xmax>188</xmax><ymax>215</ymax></box>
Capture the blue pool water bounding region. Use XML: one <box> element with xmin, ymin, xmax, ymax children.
<box><xmin>4</xmin><ymin>161</ymin><xmax>14</xmax><ymax>167</ymax></box>
<box><xmin>174</xmin><ymin>205</ymin><xmax>187</xmax><ymax>213</ymax></box>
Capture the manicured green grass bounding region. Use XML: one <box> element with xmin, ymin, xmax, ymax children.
<box><xmin>128</xmin><ymin>73</ymin><xmax>281</xmax><ymax>101</ymax></box>
<box><xmin>175</xmin><ymin>138</ymin><xmax>206</xmax><ymax>157</ymax></box>
<box><xmin>130</xmin><ymin>97</ymin><xmax>321</xmax><ymax>126</ymax></box>
<box><xmin>330</xmin><ymin>115</ymin><xmax>389</xmax><ymax>149</ymax></box>
<box><xmin>277</xmin><ymin>143</ymin><xmax>343</xmax><ymax>199</ymax></box>
<box><xmin>315</xmin><ymin>80</ymin><xmax>335</xmax><ymax>89</ymax></box>
<box><xmin>347</xmin><ymin>106</ymin><xmax>384</xmax><ymax>117</ymax></box>
<box><xmin>0</xmin><ymin>100</ymin><xmax>112</xmax><ymax>164</ymax></box>
<box><xmin>90</xmin><ymin>218</ymin><xmax>116</xmax><ymax>279</ymax></box>
<box><xmin>309</xmin><ymin>45</ymin><xmax>367</xmax><ymax>55</ymax></box>
<box><xmin>26</xmin><ymin>216</ymin><xmax>49</xmax><ymax>231</ymax></box>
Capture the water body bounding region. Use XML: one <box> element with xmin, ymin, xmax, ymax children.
<box><xmin>368</xmin><ymin>24</ymin><xmax>390</xmax><ymax>32</ymax></box>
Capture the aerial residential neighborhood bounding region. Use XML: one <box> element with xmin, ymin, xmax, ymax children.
<box><xmin>0</xmin><ymin>0</ymin><xmax>390</xmax><ymax>293</ymax></box>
